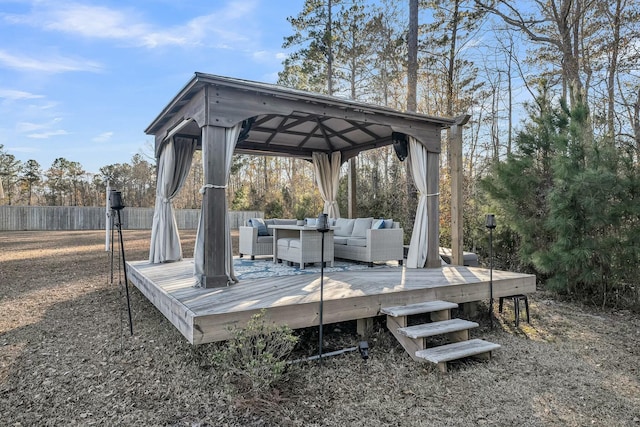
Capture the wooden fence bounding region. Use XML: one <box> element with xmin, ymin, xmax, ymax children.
<box><xmin>0</xmin><ymin>206</ymin><xmax>262</xmax><ymax>231</ymax></box>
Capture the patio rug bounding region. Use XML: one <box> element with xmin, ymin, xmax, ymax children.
<box><xmin>234</xmin><ymin>257</ymin><xmax>396</xmax><ymax>280</ymax></box>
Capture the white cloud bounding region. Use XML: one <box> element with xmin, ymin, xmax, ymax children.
<box><xmin>16</xmin><ymin>121</ymin><xmax>46</xmax><ymax>133</ymax></box>
<box><xmin>0</xmin><ymin>89</ymin><xmax>44</xmax><ymax>100</ymax></box>
<box><xmin>252</xmin><ymin>50</ymin><xmax>270</xmax><ymax>61</ymax></box>
<box><xmin>28</xmin><ymin>129</ymin><xmax>68</xmax><ymax>139</ymax></box>
<box><xmin>44</xmin><ymin>4</ymin><xmax>147</xmax><ymax>40</ymax></box>
<box><xmin>8</xmin><ymin>146</ymin><xmax>38</xmax><ymax>154</ymax></box>
<box><xmin>14</xmin><ymin>117</ymin><xmax>67</xmax><ymax>139</ymax></box>
<box><xmin>252</xmin><ymin>50</ymin><xmax>288</xmax><ymax>64</ymax></box>
<box><xmin>0</xmin><ymin>50</ymin><xmax>102</xmax><ymax>73</ymax></box>
<box><xmin>5</xmin><ymin>1</ymin><xmax>261</xmax><ymax>49</ymax></box>
<box><xmin>261</xmin><ymin>71</ymin><xmax>281</xmax><ymax>84</ymax></box>
<box><xmin>92</xmin><ymin>131</ymin><xmax>113</xmax><ymax>143</ymax></box>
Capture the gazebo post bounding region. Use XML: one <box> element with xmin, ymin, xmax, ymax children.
<box><xmin>449</xmin><ymin>114</ymin><xmax>471</xmax><ymax>266</ymax></box>
<box><xmin>201</xmin><ymin>124</ymin><xmax>228</xmax><ymax>288</ymax></box>
<box><xmin>348</xmin><ymin>158</ymin><xmax>357</xmax><ymax>218</ymax></box>
<box><xmin>426</xmin><ymin>150</ymin><xmax>441</xmax><ymax>268</ymax></box>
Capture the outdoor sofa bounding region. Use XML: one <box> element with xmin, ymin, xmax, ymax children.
<box><xmin>330</xmin><ymin>217</ymin><xmax>404</xmax><ymax>266</ymax></box>
<box><xmin>238</xmin><ymin>218</ymin><xmax>297</xmax><ymax>260</ymax></box>
<box><xmin>239</xmin><ymin>216</ymin><xmax>404</xmax><ymax>267</ymax></box>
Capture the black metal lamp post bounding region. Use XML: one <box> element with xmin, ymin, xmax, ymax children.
<box><xmin>486</xmin><ymin>214</ymin><xmax>496</xmax><ymax>329</ymax></box>
<box><xmin>316</xmin><ymin>213</ymin><xmax>330</xmax><ymax>364</ymax></box>
<box><xmin>110</xmin><ymin>190</ymin><xmax>133</xmax><ymax>336</ymax></box>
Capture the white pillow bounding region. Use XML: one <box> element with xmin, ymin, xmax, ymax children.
<box><xmin>351</xmin><ymin>217</ymin><xmax>373</xmax><ymax>237</ymax></box>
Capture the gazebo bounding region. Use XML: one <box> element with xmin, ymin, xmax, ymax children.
<box><xmin>144</xmin><ymin>72</ymin><xmax>468</xmax><ymax>288</ymax></box>
<box><xmin>129</xmin><ymin>73</ymin><xmax>535</xmax><ymax>347</ymax></box>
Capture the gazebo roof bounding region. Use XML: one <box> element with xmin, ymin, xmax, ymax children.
<box><xmin>145</xmin><ymin>72</ymin><xmax>457</xmax><ymax>160</ymax></box>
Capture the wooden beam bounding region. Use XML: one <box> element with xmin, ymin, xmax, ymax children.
<box><xmin>356</xmin><ymin>317</ymin><xmax>373</xmax><ymax>337</ymax></box>
<box><xmin>201</xmin><ymin>124</ymin><xmax>228</xmax><ymax>288</ymax></box>
<box><xmin>426</xmin><ymin>151</ymin><xmax>440</xmax><ymax>267</ymax></box>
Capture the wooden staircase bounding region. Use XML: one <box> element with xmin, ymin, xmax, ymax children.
<box><xmin>381</xmin><ymin>300</ymin><xmax>500</xmax><ymax>372</ymax></box>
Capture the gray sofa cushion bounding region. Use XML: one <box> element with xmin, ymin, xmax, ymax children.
<box><xmin>277</xmin><ymin>237</ymin><xmax>295</xmax><ymax>248</ymax></box>
<box><xmin>288</xmin><ymin>238</ymin><xmax>302</xmax><ymax>248</ymax></box>
<box><xmin>347</xmin><ymin>237</ymin><xmax>367</xmax><ymax>247</ymax></box>
<box><xmin>256</xmin><ymin>236</ymin><xmax>273</xmax><ymax>243</ymax></box>
<box><xmin>334</xmin><ymin>218</ymin><xmax>355</xmax><ymax>236</ymax></box>
<box><xmin>333</xmin><ymin>236</ymin><xmax>349</xmax><ymax>245</ymax></box>
<box><xmin>351</xmin><ymin>217</ymin><xmax>373</xmax><ymax>237</ymax></box>
<box><xmin>274</xmin><ymin>219</ymin><xmax>297</xmax><ymax>225</ymax></box>
<box><xmin>264</xmin><ymin>219</ymin><xmax>276</xmax><ymax>235</ymax></box>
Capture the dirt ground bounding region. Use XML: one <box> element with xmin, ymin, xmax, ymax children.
<box><xmin>1</xmin><ymin>230</ymin><xmax>640</xmax><ymax>426</ymax></box>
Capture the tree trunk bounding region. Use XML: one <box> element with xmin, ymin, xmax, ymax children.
<box><xmin>634</xmin><ymin>88</ymin><xmax>640</xmax><ymax>161</ymax></box>
<box><xmin>407</xmin><ymin>0</ymin><xmax>418</xmax><ymax>112</ymax></box>
<box><xmin>607</xmin><ymin>0</ymin><xmax>622</xmax><ymax>139</ymax></box>
<box><xmin>405</xmin><ymin>0</ymin><xmax>419</xmax><ymax>235</ymax></box>
<box><xmin>327</xmin><ymin>0</ymin><xmax>333</xmax><ymax>96</ymax></box>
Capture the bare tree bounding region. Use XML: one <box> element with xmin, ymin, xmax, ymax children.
<box><xmin>475</xmin><ymin>0</ymin><xmax>588</xmax><ymax>107</ymax></box>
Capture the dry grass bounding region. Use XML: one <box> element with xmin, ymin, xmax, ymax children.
<box><xmin>1</xmin><ymin>230</ymin><xmax>640</xmax><ymax>426</ymax></box>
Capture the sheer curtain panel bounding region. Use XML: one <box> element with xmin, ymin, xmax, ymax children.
<box><xmin>149</xmin><ymin>136</ymin><xmax>196</xmax><ymax>263</ymax></box>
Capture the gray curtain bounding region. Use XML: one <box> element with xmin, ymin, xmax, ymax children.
<box><xmin>406</xmin><ymin>137</ymin><xmax>429</xmax><ymax>268</ymax></box>
<box><xmin>194</xmin><ymin>123</ymin><xmax>242</xmax><ymax>286</ymax></box>
<box><xmin>312</xmin><ymin>151</ymin><xmax>341</xmax><ymax>218</ymax></box>
<box><xmin>149</xmin><ymin>136</ymin><xmax>197</xmax><ymax>263</ymax></box>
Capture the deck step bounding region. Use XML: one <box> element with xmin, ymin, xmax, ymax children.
<box><xmin>398</xmin><ymin>319</ymin><xmax>479</xmax><ymax>339</ymax></box>
<box><xmin>381</xmin><ymin>300</ymin><xmax>458</xmax><ymax>317</ymax></box>
<box><xmin>415</xmin><ymin>339</ymin><xmax>500</xmax><ymax>366</ymax></box>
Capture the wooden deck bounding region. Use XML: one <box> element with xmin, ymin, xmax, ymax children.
<box><xmin>126</xmin><ymin>259</ymin><xmax>536</xmax><ymax>345</ymax></box>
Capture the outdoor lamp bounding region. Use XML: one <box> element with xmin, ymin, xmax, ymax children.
<box><xmin>392</xmin><ymin>132</ymin><xmax>408</xmax><ymax>162</ymax></box>
<box><xmin>109</xmin><ymin>189</ymin><xmax>133</xmax><ymax>335</ymax></box>
<box><xmin>316</xmin><ymin>212</ymin><xmax>329</xmax><ymax>364</ymax></box>
<box><xmin>109</xmin><ymin>190</ymin><xmax>125</xmax><ymax>211</ymax></box>
<box><xmin>485</xmin><ymin>214</ymin><xmax>496</xmax><ymax>229</ymax></box>
<box><xmin>486</xmin><ymin>214</ymin><xmax>496</xmax><ymax>328</ymax></box>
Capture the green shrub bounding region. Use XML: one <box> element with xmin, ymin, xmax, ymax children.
<box><xmin>213</xmin><ymin>310</ymin><xmax>298</xmax><ymax>395</ymax></box>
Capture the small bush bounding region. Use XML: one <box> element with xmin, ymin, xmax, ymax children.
<box><xmin>213</xmin><ymin>310</ymin><xmax>298</xmax><ymax>395</ymax></box>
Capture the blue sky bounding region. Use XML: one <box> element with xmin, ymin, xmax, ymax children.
<box><xmin>0</xmin><ymin>0</ymin><xmax>305</xmax><ymax>173</ymax></box>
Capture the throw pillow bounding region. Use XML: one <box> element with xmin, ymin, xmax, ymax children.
<box><xmin>250</xmin><ymin>218</ymin><xmax>269</xmax><ymax>236</ymax></box>
<box><xmin>351</xmin><ymin>217</ymin><xmax>373</xmax><ymax>237</ymax></box>
<box><xmin>372</xmin><ymin>219</ymin><xmax>385</xmax><ymax>229</ymax></box>
<box><xmin>383</xmin><ymin>219</ymin><xmax>395</xmax><ymax>229</ymax></box>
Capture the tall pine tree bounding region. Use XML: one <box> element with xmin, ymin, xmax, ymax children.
<box><xmin>484</xmin><ymin>86</ymin><xmax>640</xmax><ymax>307</ymax></box>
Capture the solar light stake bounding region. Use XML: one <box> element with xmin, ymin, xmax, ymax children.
<box><xmin>486</xmin><ymin>214</ymin><xmax>496</xmax><ymax>329</ymax></box>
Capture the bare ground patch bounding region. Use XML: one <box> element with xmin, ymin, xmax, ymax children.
<box><xmin>1</xmin><ymin>230</ymin><xmax>640</xmax><ymax>426</ymax></box>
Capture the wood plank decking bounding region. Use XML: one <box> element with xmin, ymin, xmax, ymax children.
<box><xmin>126</xmin><ymin>259</ymin><xmax>536</xmax><ymax>345</ymax></box>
